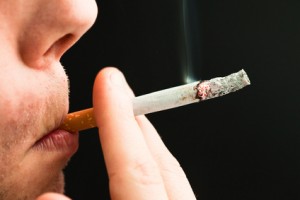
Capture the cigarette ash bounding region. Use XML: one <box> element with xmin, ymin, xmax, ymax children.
<box><xmin>196</xmin><ymin>69</ymin><xmax>250</xmax><ymax>101</ymax></box>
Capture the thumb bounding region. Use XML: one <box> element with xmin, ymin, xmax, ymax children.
<box><xmin>36</xmin><ymin>193</ymin><xmax>71</xmax><ymax>200</ymax></box>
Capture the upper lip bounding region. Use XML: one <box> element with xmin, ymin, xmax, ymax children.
<box><xmin>34</xmin><ymin>112</ymin><xmax>68</xmax><ymax>145</ymax></box>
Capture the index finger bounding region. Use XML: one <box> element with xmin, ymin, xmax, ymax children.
<box><xmin>93</xmin><ymin>67</ymin><xmax>168</xmax><ymax>200</ymax></box>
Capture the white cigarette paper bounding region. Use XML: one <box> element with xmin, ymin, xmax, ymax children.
<box><xmin>134</xmin><ymin>69</ymin><xmax>250</xmax><ymax>115</ymax></box>
<box><xmin>60</xmin><ymin>69</ymin><xmax>250</xmax><ymax>132</ymax></box>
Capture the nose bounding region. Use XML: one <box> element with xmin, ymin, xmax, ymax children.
<box><xmin>18</xmin><ymin>0</ymin><xmax>98</xmax><ymax>68</ymax></box>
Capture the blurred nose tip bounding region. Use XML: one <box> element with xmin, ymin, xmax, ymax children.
<box><xmin>72</xmin><ymin>0</ymin><xmax>99</xmax><ymax>35</ymax></box>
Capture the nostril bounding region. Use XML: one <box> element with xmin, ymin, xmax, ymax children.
<box><xmin>44</xmin><ymin>33</ymin><xmax>75</xmax><ymax>59</ymax></box>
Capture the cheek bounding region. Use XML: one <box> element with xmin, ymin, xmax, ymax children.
<box><xmin>0</xmin><ymin>66</ymin><xmax>69</xmax><ymax>147</ymax></box>
<box><xmin>0</xmin><ymin>66</ymin><xmax>69</xmax><ymax>199</ymax></box>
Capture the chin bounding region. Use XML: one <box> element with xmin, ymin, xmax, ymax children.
<box><xmin>0</xmin><ymin>171</ymin><xmax>66</xmax><ymax>200</ymax></box>
<box><xmin>46</xmin><ymin>171</ymin><xmax>66</xmax><ymax>194</ymax></box>
<box><xmin>31</xmin><ymin>171</ymin><xmax>66</xmax><ymax>200</ymax></box>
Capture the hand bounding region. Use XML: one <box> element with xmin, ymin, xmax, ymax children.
<box><xmin>37</xmin><ymin>67</ymin><xmax>196</xmax><ymax>200</ymax></box>
<box><xmin>93</xmin><ymin>67</ymin><xmax>196</xmax><ymax>200</ymax></box>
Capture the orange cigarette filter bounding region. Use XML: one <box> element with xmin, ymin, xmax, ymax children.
<box><xmin>60</xmin><ymin>108</ymin><xmax>96</xmax><ymax>132</ymax></box>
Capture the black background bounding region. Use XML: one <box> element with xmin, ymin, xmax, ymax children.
<box><xmin>62</xmin><ymin>0</ymin><xmax>300</xmax><ymax>199</ymax></box>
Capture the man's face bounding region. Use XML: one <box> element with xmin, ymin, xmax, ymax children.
<box><xmin>0</xmin><ymin>0</ymin><xmax>97</xmax><ymax>199</ymax></box>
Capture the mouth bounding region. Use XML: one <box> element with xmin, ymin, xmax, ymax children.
<box><xmin>33</xmin><ymin>128</ymin><xmax>79</xmax><ymax>158</ymax></box>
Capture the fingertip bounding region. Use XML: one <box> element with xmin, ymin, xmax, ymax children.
<box><xmin>94</xmin><ymin>67</ymin><xmax>135</xmax><ymax>98</ymax></box>
<box><xmin>36</xmin><ymin>193</ymin><xmax>71</xmax><ymax>200</ymax></box>
<box><xmin>93</xmin><ymin>67</ymin><xmax>124</xmax><ymax>93</ymax></box>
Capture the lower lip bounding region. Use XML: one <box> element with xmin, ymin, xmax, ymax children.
<box><xmin>33</xmin><ymin>129</ymin><xmax>79</xmax><ymax>157</ymax></box>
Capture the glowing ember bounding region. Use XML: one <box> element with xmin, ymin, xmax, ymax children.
<box><xmin>196</xmin><ymin>81</ymin><xmax>210</xmax><ymax>100</ymax></box>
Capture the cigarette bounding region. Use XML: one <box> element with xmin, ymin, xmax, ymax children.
<box><xmin>60</xmin><ymin>69</ymin><xmax>250</xmax><ymax>132</ymax></box>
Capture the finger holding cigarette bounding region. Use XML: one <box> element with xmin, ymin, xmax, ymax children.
<box><xmin>60</xmin><ymin>69</ymin><xmax>250</xmax><ymax>133</ymax></box>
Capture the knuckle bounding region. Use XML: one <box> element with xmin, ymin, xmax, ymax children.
<box><xmin>156</xmin><ymin>152</ymin><xmax>187</xmax><ymax>178</ymax></box>
<box><xmin>110</xmin><ymin>159</ymin><xmax>163</xmax><ymax>186</ymax></box>
<box><xmin>132</xmin><ymin>160</ymin><xmax>162</xmax><ymax>185</ymax></box>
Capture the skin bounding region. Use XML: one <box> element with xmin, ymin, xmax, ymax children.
<box><xmin>0</xmin><ymin>0</ymin><xmax>97</xmax><ymax>199</ymax></box>
<box><xmin>91</xmin><ymin>68</ymin><xmax>197</xmax><ymax>200</ymax></box>
<box><xmin>0</xmin><ymin>1</ymin><xmax>196</xmax><ymax>199</ymax></box>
